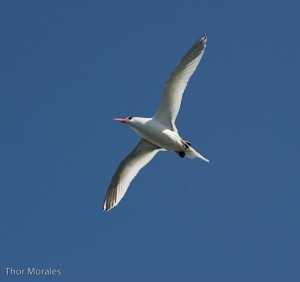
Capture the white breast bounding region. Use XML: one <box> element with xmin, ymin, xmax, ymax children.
<box><xmin>130</xmin><ymin>118</ymin><xmax>183</xmax><ymax>151</ymax></box>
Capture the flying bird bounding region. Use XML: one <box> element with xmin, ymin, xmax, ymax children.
<box><xmin>103</xmin><ymin>34</ymin><xmax>209</xmax><ymax>211</ymax></box>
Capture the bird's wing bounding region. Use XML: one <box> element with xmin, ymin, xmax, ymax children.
<box><xmin>153</xmin><ymin>35</ymin><xmax>207</xmax><ymax>130</ymax></box>
<box><xmin>103</xmin><ymin>139</ymin><xmax>160</xmax><ymax>211</ymax></box>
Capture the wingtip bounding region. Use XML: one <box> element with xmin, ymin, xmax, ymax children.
<box><xmin>102</xmin><ymin>202</ymin><xmax>112</xmax><ymax>212</ymax></box>
<box><xmin>102</xmin><ymin>206</ymin><xmax>112</xmax><ymax>212</ymax></box>
<box><xmin>103</xmin><ymin>198</ymin><xmax>118</xmax><ymax>212</ymax></box>
<box><xmin>102</xmin><ymin>200</ymin><xmax>110</xmax><ymax>212</ymax></box>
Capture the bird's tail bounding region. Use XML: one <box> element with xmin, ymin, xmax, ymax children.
<box><xmin>185</xmin><ymin>146</ymin><xmax>209</xmax><ymax>162</ymax></box>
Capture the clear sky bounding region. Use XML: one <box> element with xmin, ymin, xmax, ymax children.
<box><xmin>1</xmin><ymin>0</ymin><xmax>300</xmax><ymax>281</ymax></box>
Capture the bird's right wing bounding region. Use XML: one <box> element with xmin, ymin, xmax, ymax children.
<box><xmin>154</xmin><ymin>35</ymin><xmax>207</xmax><ymax>130</ymax></box>
<box><xmin>103</xmin><ymin>139</ymin><xmax>160</xmax><ymax>211</ymax></box>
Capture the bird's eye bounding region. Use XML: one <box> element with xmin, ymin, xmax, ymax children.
<box><xmin>127</xmin><ymin>116</ymin><xmax>132</xmax><ymax>120</ymax></box>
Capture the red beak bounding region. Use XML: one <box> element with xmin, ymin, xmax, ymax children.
<box><xmin>113</xmin><ymin>118</ymin><xmax>128</xmax><ymax>123</ymax></box>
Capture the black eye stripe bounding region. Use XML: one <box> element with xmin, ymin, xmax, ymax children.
<box><xmin>127</xmin><ymin>116</ymin><xmax>132</xmax><ymax>120</ymax></box>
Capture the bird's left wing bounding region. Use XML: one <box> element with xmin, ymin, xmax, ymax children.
<box><xmin>154</xmin><ymin>35</ymin><xmax>207</xmax><ymax>130</ymax></box>
<box><xmin>103</xmin><ymin>139</ymin><xmax>160</xmax><ymax>211</ymax></box>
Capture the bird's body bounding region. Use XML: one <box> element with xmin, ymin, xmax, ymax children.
<box><xmin>128</xmin><ymin>118</ymin><xmax>183</xmax><ymax>151</ymax></box>
<box><xmin>103</xmin><ymin>35</ymin><xmax>209</xmax><ymax>211</ymax></box>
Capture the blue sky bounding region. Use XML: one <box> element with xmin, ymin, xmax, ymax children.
<box><xmin>1</xmin><ymin>0</ymin><xmax>300</xmax><ymax>281</ymax></box>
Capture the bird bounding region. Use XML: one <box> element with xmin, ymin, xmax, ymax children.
<box><xmin>103</xmin><ymin>34</ymin><xmax>209</xmax><ymax>211</ymax></box>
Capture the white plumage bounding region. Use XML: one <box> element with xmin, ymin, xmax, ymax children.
<box><xmin>103</xmin><ymin>35</ymin><xmax>209</xmax><ymax>211</ymax></box>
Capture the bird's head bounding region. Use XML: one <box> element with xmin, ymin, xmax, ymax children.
<box><xmin>112</xmin><ymin>116</ymin><xmax>133</xmax><ymax>123</ymax></box>
<box><xmin>112</xmin><ymin>116</ymin><xmax>149</xmax><ymax>132</ymax></box>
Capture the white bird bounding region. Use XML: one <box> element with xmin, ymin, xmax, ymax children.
<box><xmin>103</xmin><ymin>34</ymin><xmax>209</xmax><ymax>211</ymax></box>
